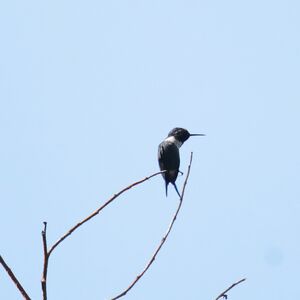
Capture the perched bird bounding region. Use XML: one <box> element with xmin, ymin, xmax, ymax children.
<box><xmin>158</xmin><ymin>127</ymin><xmax>204</xmax><ymax>197</ymax></box>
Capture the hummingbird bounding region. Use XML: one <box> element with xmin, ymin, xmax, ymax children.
<box><xmin>158</xmin><ymin>127</ymin><xmax>205</xmax><ymax>197</ymax></box>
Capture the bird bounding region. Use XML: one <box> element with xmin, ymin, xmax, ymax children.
<box><xmin>158</xmin><ymin>127</ymin><xmax>205</xmax><ymax>197</ymax></box>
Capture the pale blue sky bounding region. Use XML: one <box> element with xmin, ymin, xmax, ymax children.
<box><xmin>1</xmin><ymin>1</ymin><xmax>300</xmax><ymax>299</ymax></box>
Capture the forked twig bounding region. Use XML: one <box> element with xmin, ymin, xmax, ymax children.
<box><xmin>111</xmin><ymin>152</ymin><xmax>194</xmax><ymax>300</ymax></box>
<box><xmin>0</xmin><ymin>255</ymin><xmax>31</xmax><ymax>300</ymax></box>
<box><xmin>41</xmin><ymin>170</ymin><xmax>165</xmax><ymax>299</ymax></box>
<box><xmin>215</xmin><ymin>278</ymin><xmax>246</xmax><ymax>300</ymax></box>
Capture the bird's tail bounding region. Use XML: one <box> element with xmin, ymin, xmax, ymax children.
<box><xmin>165</xmin><ymin>182</ymin><xmax>169</xmax><ymax>197</ymax></box>
<box><xmin>173</xmin><ymin>183</ymin><xmax>181</xmax><ymax>198</ymax></box>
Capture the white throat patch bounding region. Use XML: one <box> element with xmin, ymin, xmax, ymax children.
<box><xmin>164</xmin><ymin>136</ymin><xmax>183</xmax><ymax>148</ymax></box>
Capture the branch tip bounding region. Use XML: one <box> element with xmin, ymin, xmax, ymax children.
<box><xmin>111</xmin><ymin>152</ymin><xmax>194</xmax><ymax>299</ymax></box>
<box><xmin>215</xmin><ymin>278</ymin><xmax>246</xmax><ymax>300</ymax></box>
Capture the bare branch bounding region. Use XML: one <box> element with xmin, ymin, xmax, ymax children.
<box><xmin>39</xmin><ymin>170</ymin><xmax>165</xmax><ymax>298</ymax></box>
<box><xmin>111</xmin><ymin>152</ymin><xmax>194</xmax><ymax>300</ymax></box>
<box><xmin>41</xmin><ymin>222</ymin><xmax>48</xmax><ymax>300</ymax></box>
<box><xmin>48</xmin><ymin>170</ymin><xmax>165</xmax><ymax>257</ymax></box>
<box><xmin>0</xmin><ymin>255</ymin><xmax>31</xmax><ymax>300</ymax></box>
<box><xmin>215</xmin><ymin>278</ymin><xmax>246</xmax><ymax>300</ymax></box>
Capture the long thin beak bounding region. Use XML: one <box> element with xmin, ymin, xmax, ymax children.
<box><xmin>190</xmin><ymin>133</ymin><xmax>205</xmax><ymax>136</ymax></box>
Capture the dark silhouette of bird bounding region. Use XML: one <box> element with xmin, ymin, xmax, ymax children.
<box><xmin>158</xmin><ymin>127</ymin><xmax>204</xmax><ymax>197</ymax></box>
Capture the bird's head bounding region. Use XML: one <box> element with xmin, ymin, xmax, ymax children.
<box><xmin>167</xmin><ymin>127</ymin><xmax>205</xmax><ymax>143</ymax></box>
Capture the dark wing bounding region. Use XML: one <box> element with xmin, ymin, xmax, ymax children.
<box><xmin>158</xmin><ymin>141</ymin><xmax>180</xmax><ymax>184</ymax></box>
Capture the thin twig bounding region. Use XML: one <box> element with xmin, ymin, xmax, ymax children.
<box><xmin>215</xmin><ymin>278</ymin><xmax>246</xmax><ymax>300</ymax></box>
<box><xmin>0</xmin><ymin>255</ymin><xmax>31</xmax><ymax>300</ymax></box>
<box><xmin>40</xmin><ymin>170</ymin><xmax>165</xmax><ymax>298</ymax></box>
<box><xmin>111</xmin><ymin>152</ymin><xmax>194</xmax><ymax>300</ymax></box>
<box><xmin>41</xmin><ymin>222</ymin><xmax>48</xmax><ymax>300</ymax></box>
<box><xmin>48</xmin><ymin>170</ymin><xmax>165</xmax><ymax>257</ymax></box>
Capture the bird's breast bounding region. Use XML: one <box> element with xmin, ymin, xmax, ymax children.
<box><xmin>164</xmin><ymin>136</ymin><xmax>182</xmax><ymax>148</ymax></box>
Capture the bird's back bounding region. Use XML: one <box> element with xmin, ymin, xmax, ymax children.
<box><xmin>158</xmin><ymin>140</ymin><xmax>180</xmax><ymax>184</ymax></box>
